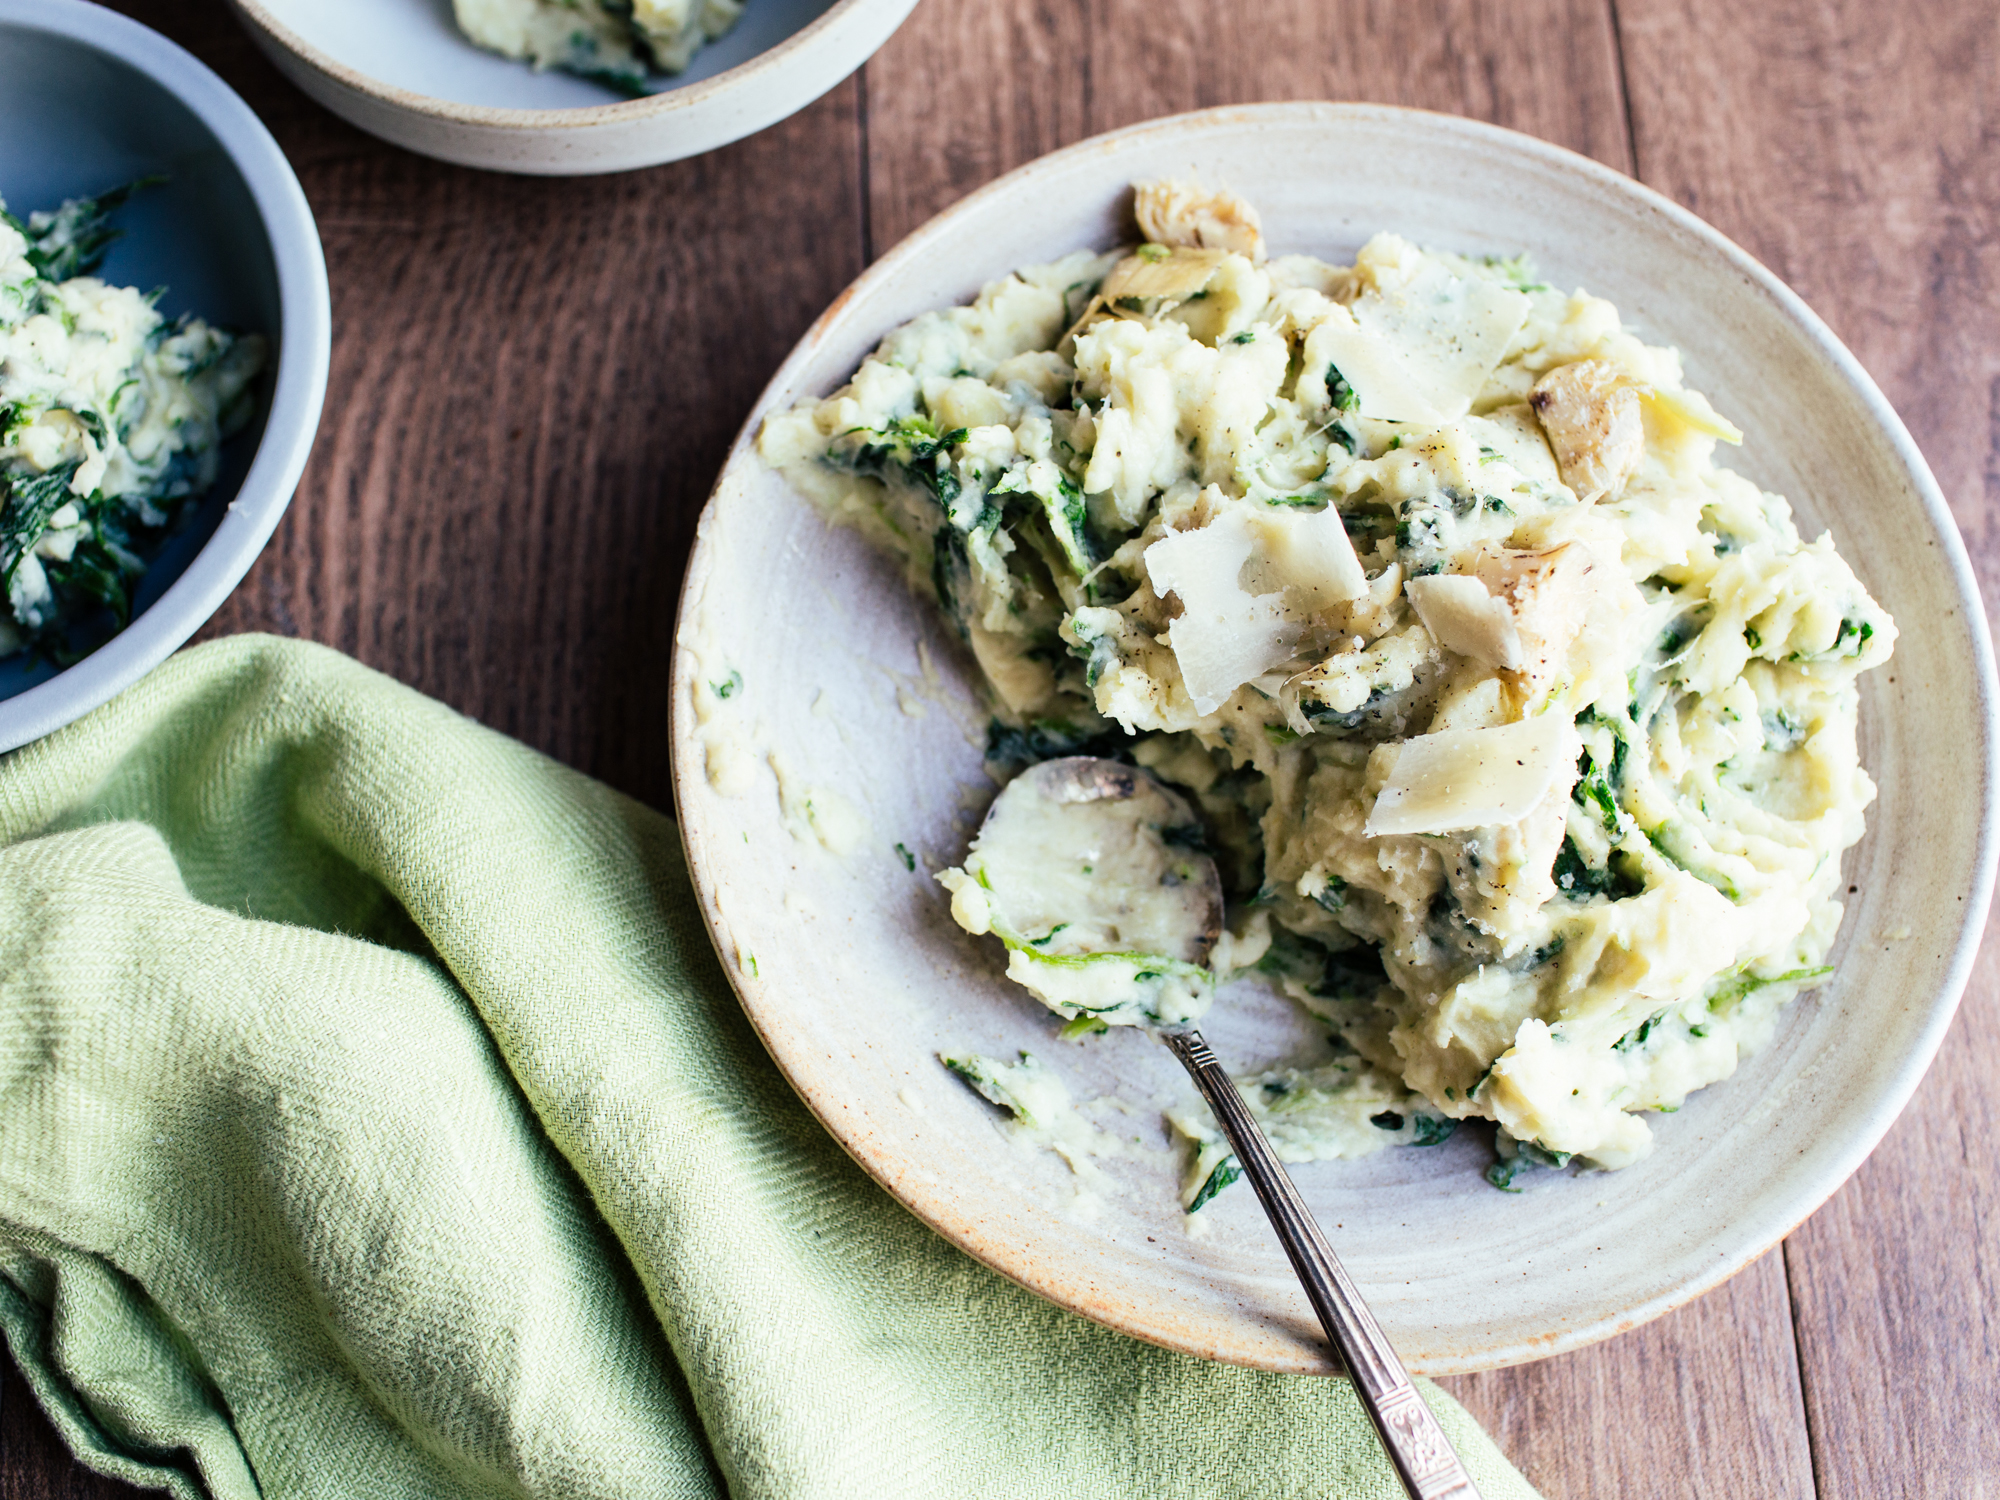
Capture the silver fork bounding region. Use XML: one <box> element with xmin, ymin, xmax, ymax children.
<box><xmin>1164</xmin><ymin>1029</ymin><xmax>1484</xmax><ymax>1500</ymax></box>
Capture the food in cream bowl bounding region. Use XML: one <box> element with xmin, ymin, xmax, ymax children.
<box><xmin>760</xmin><ymin>174</ymin><xmax>1900</xmax><ymax>1207</ymax></box>
<box><xmin>451</xmin><ymin>0</ymin><xmax>747</xmax><ymax>93</ymax></box>
<box><xmin>670</xmin><ymin>105</ymin><xmax>1996</xmax><ymax>1374</ymax></box>
<box><xmin>227</xmin><ymin>0</ymin><xmax>922</xmax><ymax>174</ymax></box>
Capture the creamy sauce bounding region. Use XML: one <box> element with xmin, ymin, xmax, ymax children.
<box><xmin>762</xmin><ymin>179</ymin><xmax>1895</xmax><ymax>1194</ymax></box>
<box><xmin>678</xmin><ymin>606</ymin><xmax>759</xmax><ymax>796</ymax></box>
<box><xmin>771</xmin><ymin>751</ymin><xmax>868</xmax><ymax>856</ymax></box>
<box><xmin>1169</xmin><ymin>1053</ymin><xmax>1453</xmax><ymax>1210</ymax></box>
<box><xmin>939</xmin><ymin>1050</ymin><xmax>1148</xmax><ymax>1217</ymax></box>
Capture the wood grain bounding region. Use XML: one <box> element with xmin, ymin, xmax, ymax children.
<box><xmin>0</xmin><ymin>1366</ymin><xmax>112</xmax><ymax>1500</ymax></box>
<box><xmin>5</xmin><ymin>0</ymin><xmax>1996</xmax><ymax>1496</ymax></box>
<box><xmin>1619</xmin><ymin>4</ymin><xmax>2000</xmax><ymax>1493</ymax></box>
<box><xmin>1442</xmin><ymin>1254</ymin><xmax>1816</xmax><ymax>1500</ymax></box>
<box><xmin>864</xmin><ymin>0</ymin><xmax>1634</xmax><ymax>254</ymax></box>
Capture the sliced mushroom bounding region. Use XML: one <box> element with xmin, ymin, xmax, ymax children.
<box><xmin>938</xmin><ymin>758</ymin><xmax>1224</xmax><ymax>1027</ymax></box>
<box><xmin>1097</xmin><ymin>246</ymin><xmax>1231</xmax><ymax>307</ymax></box>
<box><xmin>1466</xmin><ymin>543</ymin><xmax>1607</xmax><ymax>700</ymax></box>
<box><xmin>964</xmin><ymin>757</ymin><xmax>1222</xmax><ymax>962</ymax></box>
<box><xmin>1405</xmin><ymin>573</ymin><xmax>1525</xmax><ymax>673</ymax></box>
<box><xmin>1529</xmin><ymin>359</ymin><xmax>1645</xmax><ymax>503</ymax></box>
<box><xmin>1133</xmin><ymin>178</ymin><xmax>1266</xmax><ymax>261</ymax></box>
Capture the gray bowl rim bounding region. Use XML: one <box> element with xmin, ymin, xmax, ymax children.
<box><xmin>671</xmin><ymin>99</ymin><xmax>2000</xmax><ymax>1372</ymax></box>
<box><xmin>0</xmin><ymin>0</ymin><xmax>331</xmax><ymax>754</ymax></box>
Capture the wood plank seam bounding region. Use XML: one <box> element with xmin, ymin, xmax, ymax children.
<box><xmin>1782</xmin><ymin>1240</ymin><xmax>1830</xmax><ymax>1500</ymax></box>
<box><xmin>1603</xmin><ymin>0</ymin><xmax>1645</xmax><ymax>181</ymax></box>
<box><xmin>857</xmin><ymin>63</ymin><xmax>876</xmax><ymax>264</ymax></box>
<box><xmin>1079</xmin><ymin>0</ymin><xmax>1096</xmax><ymax>139</ymax></box>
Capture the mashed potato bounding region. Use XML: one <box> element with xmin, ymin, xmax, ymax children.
<box><xmin>1</xmin><ymin>186</ymin><xmax>263</xmax><ymax>659</ymax></box>
<box><xmin>758</xmin><ymin>180</ymin><xmax>1895</xmax><ymax>1195</ymax></box>
<box><xmin>452</xmin><ymin>0</ymin><xmax>746</xmax><ymax>90</ymax></box>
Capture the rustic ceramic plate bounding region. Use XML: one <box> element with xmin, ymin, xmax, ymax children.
<box><xmin>228</xmin><ymin>0</ymin><xmax>920</xmax><ymax>175</ymax></box>
<box><xmin>0</xmin><ymin>0</ymin><xmax>329</xmax><ymax>753</ymax></box>
<box><xmin>669</xmin><ymin>103</ymin><xmax>1999</xmax><ymax>1375</ymax></box>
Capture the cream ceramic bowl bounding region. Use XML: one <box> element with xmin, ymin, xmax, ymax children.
<box><xmin>228</xmin><ymin>0</ymin><xmax>920</xmax><ymax>175</ymax></box>
<box><xmin>670</xmin><ymin>103</ymin><xmax>1999</xmax><ymax>1375</ymax></box>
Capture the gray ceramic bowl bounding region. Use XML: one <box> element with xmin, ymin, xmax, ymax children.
<box><xmin>0</xmin><ymin>0</ymin><xmax>329</xmax><ymax>753</ymax></box>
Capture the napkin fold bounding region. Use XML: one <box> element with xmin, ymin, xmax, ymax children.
<box><xmin>0</xmin><ymin>635</ymin><xmax>1539</xmax><ymax>1500</ymax></box>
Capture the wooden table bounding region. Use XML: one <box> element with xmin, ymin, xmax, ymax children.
<box><xmin>4</xmin><ymin>1</ymin><xmax>1995</xmax><ymax>1494</ymax></box>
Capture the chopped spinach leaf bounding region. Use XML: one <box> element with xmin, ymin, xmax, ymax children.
<box><xmin>1483</xmin><ymin>253</ymin><xmax>1551</xmax><ymax>293</ymax></box>
<box><xmin>1409</xmin><ymin>1114</ymin><xmax>1458</xmax><ymax>1147</ymax></box>
<box><xmin>1613</xmin><ymin>1010</ymin><xmax>1667</xmax><ymax>1052</ymax></box>
<box><xmin>1325</xmin><ymin>362</ymin><xmax>1360</xmax><ymax>413</ymax></box>
<box><xmin>1</xmin><ymin>463</ymin><xmax>81</xmax><ymax>595</ymax></box>
<box><xmin>930</xmin><ymin>525</ymin><xmax>973</xmax><ymax>635</ymax></box>
<box><xmin>1706</xmin><ymin>964</ymin><xmax>1832</xmax><ymax>1013</ymax></box>
<box><xmin>983</xmin><ymin>716</ymin><xmax>1132</xmax><ymax>770</ymax></box>
<box><xmin>21</xmin><ymin>177</ymin><xmax>165</xmax><ymax>282</ymax></box>
<box><xmin>830</xmin><ymin>415</ymin><xmax>969</xmax><ymax>512</ymax></box>
<box><xmin>1553</xmin><ymin>835</ymin><xmax>1641</xmax><ymax>901</ymax></box>
<box><xmin>1065</xmin><ymin>616</ymin><xmax>1120</xmax><ymax>687</ymax></box>
<box><xmin>1188</xmin><ymin>1155</ymin><xmax>1242</xmax><ymax>1212</ymax></box>
<box><xmin>1486</xmin><ymin>1139</ymin><xmax>1571</xmax><ymax>1192</ymax></box>
<box><xmin>1311</xmin><ymin>876</ymin><xmax>1347</xmax><ymax>914</ymax></box>
<box><xmin>1830</xmin><ymin>617</ymin><xmax>1874</xmax><ymax>656</ymax></box>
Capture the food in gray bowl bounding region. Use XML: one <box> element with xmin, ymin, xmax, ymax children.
<box><xmin>2</xmin><ymin>182</ymin><xmax>266</xmax><ymax>663</ymax></box>
<box><xmin>0</xmin><ymin>0</ymin><xmax>329</xmax><ymax>751</ymax></box>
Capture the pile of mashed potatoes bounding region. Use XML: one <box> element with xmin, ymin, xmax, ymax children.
<box><xmin>452</xmin><ymin>0</ymin><xmax>745</xmax><ymax>91</ymax></box>
<box><xmin>1</xmin><ymin>187</ymin><xmax>263</xmax><ymax>660</ymax></box>
<box><xmin>758</xmin><ymin>180</ymin><xmax>1895</xmax><ymax>1196</ymax></box>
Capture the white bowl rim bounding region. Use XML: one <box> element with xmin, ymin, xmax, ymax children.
<box><xmin>229</xmin><ymin>0</ymin><xmax>906</xmax><ymax>132</ymax></box>
<box><xmin>0</xmin><ymin>0</ymin><xmax>331</xmax><ymax>754</ymax></box>
<box><xmin>672</xmin><ymin>99</ymin><xmax>2000</xmax><ymax>1371</ymax></box>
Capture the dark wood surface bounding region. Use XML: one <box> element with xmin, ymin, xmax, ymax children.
<box><xmin>4</xmin><ymin>1</ymin><xmax>1995</xmax><ymax>1495</ymax></box>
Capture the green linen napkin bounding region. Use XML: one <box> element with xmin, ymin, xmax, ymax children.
<box><xmin>0</xmin><ymin>635</ymin><xmax>1540</xmax><ymax>1500</ymax></box>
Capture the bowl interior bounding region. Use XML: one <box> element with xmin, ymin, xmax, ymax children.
<box><xmin>674</xmin><ymin>105</ymin><xmax>1995</xmax><ymax>1375</ymax></box>
<box><xmin>256</xmin><ymin>0</ymin><xmax>842</xmax><ymax>109</ymax></box>
<box><xmin>0</xmin><ymin>21</ymin><xmax>280</xmax><ymax>704</ymax></box>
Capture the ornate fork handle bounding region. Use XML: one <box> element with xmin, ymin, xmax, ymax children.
<box><xmin>1164</xmin><ymin>1030</ymin><xmax>1483</xmax><ymax>1500</ymax></box>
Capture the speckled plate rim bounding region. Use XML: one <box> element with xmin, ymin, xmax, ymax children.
<box><xmin>670</xmin><ymin>101</ymin><xmax>2000</xmax><ymax>1374</ymax></box>
<box><xmin>0</xmin><ymin>0</ymin><xmax>330</xmax><ymax>755</ymax></box>
<box><xmin>226</xmin><ymin>0</ymin><xmax>920</xmax><ymax>173</ymax></box>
